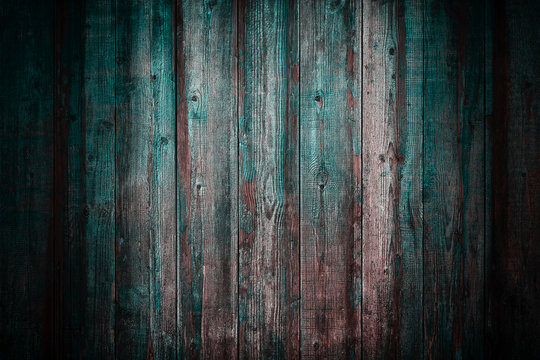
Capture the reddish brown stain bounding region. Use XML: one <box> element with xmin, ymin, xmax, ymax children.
<box><xmin>346</xmin><ymin>46</ymin><xmax>357</xmax><ymax>75</ymax></box>
<box><xmin>347</xmin><ymin>87</ymin><xmax>357</xmax><ymax>109</ymax></box>
<box><xmin>292</xmin><ymin>63</ymin><xmax>299</xmax><ymax>85</ymax></box>
<box><xmin>241</xmin><ymin>179</ymin><xmax>255</xmax><ymax>214</ymax></box>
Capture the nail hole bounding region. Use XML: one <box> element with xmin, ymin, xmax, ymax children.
<box><xmin>315</xmin><ymin>95</ymin><xmax>322</xmax><ymax>102</ymax></box>
<box><xmin>191</xmin><ymin>96</ymin><xmax>198</xmax><ymax>102</ymax></box>
<box><xmin>389</xmin><ymin>48</ymin><xmax>395</xmax><ymax>55</ymax></box>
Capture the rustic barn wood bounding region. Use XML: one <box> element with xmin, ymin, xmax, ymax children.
<box><xmin>0</xmin><ymin>0</ymin><xmax>538</xmax><ymax>358</ymax></box>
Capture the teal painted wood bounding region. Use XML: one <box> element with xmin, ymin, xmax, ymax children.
<box><xmin>0</xmin><ymin>0</ymin><xmax>55</xmax><ymax>357</ymax></box>
<box><xmin>487</xmin><ymin>0</ymin><xmax>540</xmax><ymax>357</ymax></box>
<box><xmin>238</xmin><ymin>0</ymin><xmax>300</xmax><ymax>358</ymax></box>
<box><xmin>54</xmin><ymin>0</ymin><xmax>85</xmax><ymax>356</ymax></box>
<box><xmin>458</xmin><ymin>1</ymin><xmax>485</xmax><ymax>358</ymax></box>
<box><xmin>423</xmin><ymin>0</ymin><xmax>485</xmax><ymax>358</ymax></box>
<box><xmin>176</xmin><ymin>0</ymin><xmax>238</xmax><ymax>357</ymax></box>
<box><xmin>82</xmin><ymin>0</ymin><xmax>116</xmax><ymax>357</ymax></box>
<box><xmin>398</xmin><ymin>0</ymin><xmax>424</xmax><ymax>357</ymax></box>
<box><xmin>299</xmin><ymin>0</ymin><xmax>361</xmax><ymax>358</ymax></box>
<box><xmin>115</xmin><ymin>0</ymin><xmax>154</xmax><ymax>357</ymax></box>
<box><xmin>361</xmin><ymin>0</ymin><xmax>423</xmax><ymax>358</ymax></box>
<box><xmin>150</xmin><ymin>0</ymin><xmax>177</xmax><ymax>358</ymax></box>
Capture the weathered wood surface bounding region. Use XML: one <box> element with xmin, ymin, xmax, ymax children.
<box><xmin>423</xmin><ymin>0</ymin><xmax>485</xmax><ymax>358</ymax></box>
<box><xmin>176</xmin><ymin>0</ymin><xmax>238</xmax><ymax>358</ymax></box>
<box><xmin>1</xmin><ymin>0</ymin><xmax>539</xmax><ymax>358</ymax></box>
<box><xmin>238</xmin><ymin>0</ymin><xmax>300</xmax><ymax>359</ymax></box>
<box><xmin>81</xmin><ymin>0</ymin><xmax>117</xmax><ymax>357</ymax></box>
<box><xmin>299</xmin><ymin>1</ymin><xmax>361</xmax><ymax>358</ymax></box>
<box><xmin>362</xmin><ymin>0</ymin><xmax>423</xmax><ymax>358</ymax></box>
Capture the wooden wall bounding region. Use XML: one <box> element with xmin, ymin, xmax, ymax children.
<box><xmin>0</xmin><ymin>0</ymin><xmax>538</xmax><ymax>358</ymax></box>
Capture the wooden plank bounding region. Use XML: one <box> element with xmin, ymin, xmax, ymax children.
<box><xmin>176</xmin><ymin>0</ymin><xmax>238</xmax><ymax>357</ymax></box>
<box><xmin>54</xmin><ymin>0</ymin><xmax>85</xmax><ymax>357</ymax></box>
<box><xmin>149</xmin><ymin>0</ymin><xmax>177</xmax><ymax>358</ymax></box>
<box><xmin>237</xmin><ymin>0</ymin><xmax>300</xmax><ymax>358</ymax></box>
<box><xmin>115</xmin><ymin>0</ymin><xmax>153</xmax><ymax>357</ymax></box>
<box><xmin>0</xmin><ymin>0</ymin><xmax>55</xmax><ymax>357</ymax></box>
<box><xmin>115</xmin><ymin>0</ymin><xmax>176</xmax><ymax>358</ymax></box>
<box><xmin>423</xmin><ymin>0</ymin><xmax>485</xmax><ymax>358</ymax></box>
<box><xmin>299</xmin><ymin>0</ymin><xmax>361</xmax><ymax>358</ymax></box>
<box><xmin>361</xmin><ymin>0</ymin><xmax>423</xmax><ymax>358</ymax></box>
<box><xmin>487</xmin><ymin>0</ymin><xmax>540</xmax><ymax>357</ymax></box>
<box><xmin>81</xmin><ymin>0</ymin><xmax>116</xmax><ymax>357</ymax></box>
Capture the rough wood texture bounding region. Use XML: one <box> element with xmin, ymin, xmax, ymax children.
<box><xmin>362</xmin><ymin>0</ymin><xmax>423</xmax><ymax>358</ymax></box>
<box><xmin>423</xmin><ymin>0</ymin><xmax>485</xmax><ymax>358</ymax></box>
<box><xmin>115</xmin><ymin>0</ymin><xmax>154</xmax><ymax>357</ymax></box>
<box><xmin>176</xmin><ymin>0</ymin><xmax>238</xmax><ymax>357</ymax></box>
<box><xmin>299</xmin><ymin>0</ymin><xmax>361</xmax><ymax>358</ymax></box>
<box><xmin>238</xmin><ymin>0</ymin><xmax>300</xmax><ymax>358</ymax></box>
<box><xmin>82</xmin><ymin>0</ymin><xmax>116</xmax><ymax>357</ymax></box>
<box><xmin>150</xmin><ymin>0</ymin><xmax>177</xmax><ymax>358</ymax></box>
<box><xmin>1</xmin><ymin>0</ymin><xmax>539</xmax><ymax>358</ymax></box>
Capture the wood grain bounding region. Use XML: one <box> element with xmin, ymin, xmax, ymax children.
<box><xmin>361</xmin><ymin>0</ymin><xmax>423</xmax><ymax>358</ymax></box>
<box><xmin>150</xmin><ymin>0</ymin><xmax>177</xmax><ymax>358</ymax></box>
<box><xmin>115</xmin><ymin>0</ymin><xmax>154</xmax><ymax>357</ymax></box>
<box><xmin>423</xmin><ymin>0</ymin><xmax>485</xmax><ymax>358</ymax></box>
<box><xmin>299</xmin><ymin>0</ymin><xmax>361</xmax><ymax>358</ymax></box>
<box><xmin>176</xmin><ymin>0</ymin><xmax>238</xmax><ymax>357</ymax></box>
<box><xmin>0</xmin><ymin>1</ymin><xmax>539</xmax><ymax>358</ymax></box>
<box><xmin>82</xmin><ymin>0</ymin><xmax>116</xmax><ymax>357</ymax></box>
<box><xmin>238</xmin><ymin>0</ymin><xmax>300</xmax><ymax>358</ymax></box>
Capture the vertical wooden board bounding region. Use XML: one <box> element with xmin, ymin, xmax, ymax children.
<box><xmin>458</xmin><ymin>1</ymin><xmax>485</xmax><ymax>357</ymax></box>
<box><xmin>82</xmin><ymin>0</ymin><xmax>116</xmax><ymax>357</ymax></box>
<box><xmin>487</xmin><ymin>0</ymin><xmax>540</xmax><ymax>357</ymax></box>
<box><xmin>238</xmin><ymin>0</ymin><xmax>300</xmax><ymax>358</ymax></box>
<box><xmin>176</xmin><ymin>0</ymin><xmax>238</xmax><ymax>357</ymax></box>
<box><xmin>361</xmin><ymin>0</ymin><xmax>423</xmax><ymax>358</ymax></box>
<box><xmin>150</xmin><ymin>0</ymin><xmax>177</xmax><ymax>358</ymax></box>
<box><xmin>54</xmin><ymin>0</ymin><xmax>85</xmax><ymax>356</ymax></box>
<box><xmin>398</xmin><ymin>0</ymin><xmax>424</xmax><ymax>357</ymax></box>
<box><xmin>423</xmin><ymin>0</ymin><xmax>484</xmax><ymax>358</ymax></box>
<box><xmin>299</xmin><ymin>0</ymin><xmax>361</xmax><ymax>358</ymax></box>
<box><xmin>115</xmin><ymin>0</ymin><xmax>153</xmax><ymax>358</ymax></box>
<box><xmin>0</xmin><ymin>0</ymin><xmax>54</xmax><ymax>357</ymax></box>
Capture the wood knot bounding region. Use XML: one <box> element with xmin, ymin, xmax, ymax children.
<box><xmin>316</xmin><ymin>169</ymin><xmax>329</xmax><ymax>191</ymax></box>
